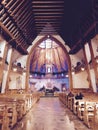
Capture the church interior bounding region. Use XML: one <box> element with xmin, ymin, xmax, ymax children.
<box><xmin>0</xmin><ymin>0</ymin><xmax>98</xmax><ymax>130</ymax></box>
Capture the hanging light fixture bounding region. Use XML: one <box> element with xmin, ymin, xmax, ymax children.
<box><xmin>23</xmin><ymin>67</ymin><xmax>26</xmax><ymax>75</ymax></box>
<box><xmin>81</xmin><ymin>64</ymin><xmax>85</xmax><ymax>71</ymax></box>
<box><xmin>71</xmin><ymin>65</ymin><xmax>75</xmax><ymax>75</ymax></box>
<box><xmin>0</xmin><ymin>57</ymin><xmax>3</xmax><ymax>65</ymax></box>
<box><xmin>80</xmin><ymin>59</ymin><xmax>85</xmax><ymax>71</ymax></box>
<box><xmin>65</xmin><ymin>74</ymin><xmax>69</xmax><ymax>77</ymax></box>
<box><xmin>12</xmin><ymin>63</ymin><xmax>17</xmax><ymax>72</ymax></box>
<box><xmin>81</xmin><ymin>66</ymin><xmax>85</xmax><ymax>71</ymax></box>
<box><xmin>13</xmin><ymin>66</ymin><xmax>17</xmax><ymax>72</ymax></box>
<box><xmin>95</xmin><ymin>56</ymin><xmax>98</xmax><ymax>63</ymax></box>
<box><xmin>96</xmin><ymin>47</ymin><xmax>98</xmax><ymax>52</ymax></box>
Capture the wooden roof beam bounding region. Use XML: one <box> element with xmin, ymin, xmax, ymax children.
<box><xmin>34</xmin><ymin>16</ymin><xmax>62</xmax><ymax>18</ymax></box>
<box><xmin>2</xmin><ymin>16</ymin><xmax>10</xmax><ymax>25</ymax></box>
<box><xmin>14</xmin><ymin>4</ymin><xmax>32</xmax><ymax>22</ymax></box>
<box><xmin>35</xmin><ymin>22</ymin><xmax>61</xmax><ymax>25</ymax></box>
<box><xmin>6</xmin><ymin>0</ymin><xmax>26</xmax><ymax>15</ymax></box>
<box><xmin>5</xmin><ymin>0</ymin><xmax>20</xmax><ymax>12</ymax></box>
<box><xmin>33</xmin><ymin>9</ymin><xmax>64</xmax><ymax>12</ymax></box>
<box><xmin>4</xmin><ymin>20</ymin><xmax>12</xmax><ymax>28</ymax></box>
<box><xmin>11</xmin><ymin>28</ymin><xmax>19</xmax><ymax>37</ymax></box>
<box><xmin>17</xmin><ymin>17</ymin><xmax>34</xmax><ymax>35</ymax></box>
<box><xmin>32</xmin><ymin>1</ymin><xmax>64</xmax><ymax>4</ymax></box>
<box><xmin>0</xmin><ymin>22</ymin><xmax>27</xmax><ymax>54</ymax></box>
<box><xmin>32</xmin><ymin>5</ymin><xmax>64</xmax><ymax>8</ymax></box>
<box><xmin>34</xmin><ymin>18</ymin><xmax>61</xmax><ymax>21</ymax></box>
<box><xmin>4</xmin><ymin>0</ymin><xmax>14</xmax><ymax>8</ymax></box>
<box><xmin>33</xmin><ymin>12</ymin><xmax>63</xmax><ymax>15</ymax></box>
<box><xmin>16</xmin><ymin>11</ymin><xmax>33</xmax><ymax>26</ymax></box>
<box><xmin>20</xmin><ymin>19</ymin><xmax>34</xmax><ymax>31</ymax></box>
<box><xmin>11</xmin><ymin>0</ymin><xmax>31</xmax><ymax>16</ymax></box>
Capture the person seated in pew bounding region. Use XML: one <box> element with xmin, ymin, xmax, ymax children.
<box><xmin>67</xmin><ymin>91</ymin><xmax>74</xmax><ymax>97</ymax></box>
<box><xmin>75</xmin><ymin>92</ymin><xmax>84</xmax><ymax>100</ymax></box>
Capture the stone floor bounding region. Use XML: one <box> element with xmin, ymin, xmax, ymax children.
<box><xmin>12</xmin><ymin>97</ymin><xmax>91</xmax><ymax>130</ymax></box>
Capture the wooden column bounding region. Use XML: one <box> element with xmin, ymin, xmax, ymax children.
<box><xmin>88</xmin><ymin>40</ymin><xmax>98</xmax><ymax>91</ymax></box>
<box><xmin>25</xmin><ymin>58</ymin><xmax>29</xmax><ymax>92</ymax></box>
<box><xmin>5</xmin><ymin>47</ymin><xmax>13</xmax><ymax>93</ymax></box>
<box><xmin>82</xmin><ymin>45</ymin><xmax>93</xmax><ymax>91</ymax></box>
<box><xmin>0</xmin><ymin>41</ymin><xmax>8</xmax><ymax>92</ymax></box>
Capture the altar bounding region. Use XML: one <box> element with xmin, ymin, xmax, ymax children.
<box><xmin>45</xmin><ymin>88</ymin><xmax>54</xmax><ymax>96</ymax></box>
<box><xmin>45</xmin><ymin>82</ymin><xmax>54</xmax><ymax>96</ymax></box>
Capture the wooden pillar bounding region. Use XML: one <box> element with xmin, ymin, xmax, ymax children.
<box><xmin>68</xmin><ymin>57</ymin><xmax>73</xmax><ymax>91</ymax></box>
<box><xmin>88</xmin><ymin>40</ymin><xmax>98</xmax><ymax>91</ymax></box>
<box><xmin>25</xmin><ymin>59</ymin><xmax>29</xmax><ymax>93</ymax></box>
<box><xmin>5</xmin><ymin>47</ymin><xmax>13</xmax><ymax>93</ymax></box>
<box><xmin>82</xmin><ymin>45</ymin><xmax>93</xmax><ymax>91</ymax></box>
<box><xmin>0</xmin><ymin>42</ymin><xmax>8</xmax><ymax>92</ymax></box>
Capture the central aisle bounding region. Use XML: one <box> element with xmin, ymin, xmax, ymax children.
<box><xmin>12</xmin><ymin>97</ymin><xmax>90</xmax><ymax>130</ymax></box>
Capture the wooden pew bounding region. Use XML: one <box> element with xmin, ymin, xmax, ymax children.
<box><xmin>0</xmin><ymin>102</ymin><xmax>17</xmax><ymax>129</ymax></box>
<box><xmin>0</xmin><ymin>92</ymin><xmax>40</xmax><ymax>129</ymax></box>
<box><xmin>91</xmin><ymin>104</ymin><xmax>98</xmax><ymax>130</ymax></box>
<box><xmin>0</xmin><ymin>99</ymin><xmax>17</xmax><ymax>128</ymax></box>
<box><xmin>7</xmin><ymin>103</ymin><xmax>17</xmax><ymax>128</ymax></box>
<box><xmin>73</xmin><ymin>98</ymin><xmax>80</xmax><ymax>115</ymax></box>
<box><xmin>77</xmin><ymin>100</ymin><xmax>85</xmax><ymax>120</ymax></box>
<box><xmin>83</xmin><ymin>101</ymin><xmax>95</xmax><ymax>128</ymax></box>
<box><xmin>0</xmin><ymin>105</ymin><xmax>9</xmax><ymax>130</ymax></box>
<box><xmin>59</xmin><ymin>91</ymin><xmax>98</xmax><ymax>130</ymax></box>
<box><xmin>59</xmin><ymin>93</ymin><xmax>67</xmax><ymax>105</ymax></box>
<box><xmin>73</xmin><ymin>92</ymin><xmax>96</xmax><ymax>115</ymax></box>
<box><xmin>0</xmin><ymin>94</ymin><xmax>30</xmax><ymax>127</ymax></box>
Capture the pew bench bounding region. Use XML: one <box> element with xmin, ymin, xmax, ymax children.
<box><xmin>83</xmin><ymin>101</ymin><xmax>95</xmax><ymax>128</ymax></box>
<box><xmin>93</xmin><ymin>104</ymin><xmax>98</xmax><ymax>130</ymax></box>
<box><xmin>77</xmin><ymin>100</ymin><xmax>85</xmax><ymax>120</ymax></box>
<box><xmin>0</xmin><ymin>92</ymin><xmax>40</xmax><ymax>129</ymax></box>
<box><xmin>0</xmin><ymin>105</ymin><xmax>9</xmax><ymax>130</ymax></box>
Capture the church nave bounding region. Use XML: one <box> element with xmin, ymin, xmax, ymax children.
<box><xmin>12</xmin><ymin>97</ymin><xmax>90</xmax><ymax>130</ymax></box>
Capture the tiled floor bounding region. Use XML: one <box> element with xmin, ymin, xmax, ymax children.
<box><xmin>12</xmin><ymin>97</ymin><xmax>90</xmax><ymax>130</ymax></box>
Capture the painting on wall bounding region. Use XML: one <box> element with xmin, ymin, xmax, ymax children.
<box><xmin>29</xmin><ymin>82</ymin><xmax>37</xmax><ymax>92</ymax></box>
<box><xmin>16</xmin><ymin>76</ymin><xmax>22</xmax><ymax>89</ymax></box>
<box><xmin>61</xmin><ymin>83</ymin><xmax>67</xmax><ymax>92</ymax></box>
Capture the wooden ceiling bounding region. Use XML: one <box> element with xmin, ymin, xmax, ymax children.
<box><xmin>32</xmin><ymin>0</ymin><xmax>64</xmax><ymax>35</ymax></box>
<box><xmin>0</xmin><ymin>0</ymin><xmax>36</xmax><ymax>54</ymax></box>
<box><xmin>0</xmin><ymin>0</ymin><xmax>98</xmax><ymax>54</ymax></box>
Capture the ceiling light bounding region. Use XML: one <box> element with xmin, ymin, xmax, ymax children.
<box><xmin>71</xmin><ymin>65</ymin><xmax>75</xmax><ymax>75</ymax></box>
<box><xmin>0</xmin><ymin>57</ymin><xmax>2</xmax><ymax>65</ymax></box>
<box><xmin>13</xmin><ymin>67</ymin><xmax>17</xmax><ymax>72</ymax></box>
<box><xmin>65</xmin><ymin>74</ymin><xmax>69</xmax><ymax>77</ymax></box>
<box><xmin>72</xmin><ymin>71</ymin><xmax>75</xmax><ymax>75</ymax></box>
<box><xmin>29</xmin><ymin>75</ymin><xmax>32</xmax><ymax>78</ymax></box>
<box><xmin>95</xmin><ymin>56</ymin><xmax>98</xmax><ymax>63</ymax></box>
<box><xmin>47</xmin><ymin>35</ymin><xmax>50</xmax><ymax>38</ymax></box>
<box><xmin>81</xmin><ymin>67</ymin><xmax>85</xmax><ymax>71</ymax></box>
<box><xmin>23</xmin><ymin>71</ymin><xmax>26</xmax><ymax>75</ymax></box>
<box><xmin>96</xmin><ymin>47</ymin><xmax>98</xmax><ymax>52</ymax></box>
<box><xmin>96</xmin><ymin>59</ymin><xmax>98</xmax><ymax>63</ymax></box>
